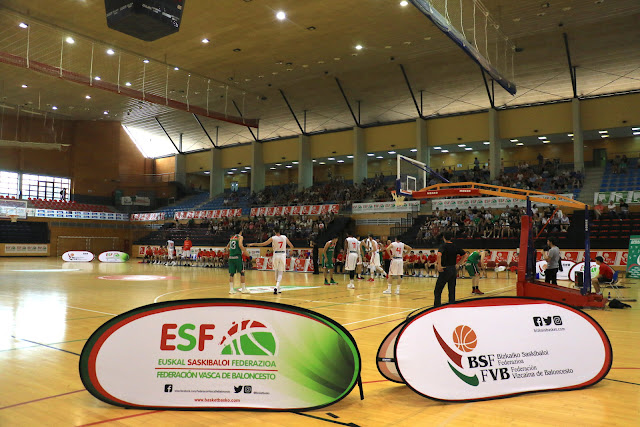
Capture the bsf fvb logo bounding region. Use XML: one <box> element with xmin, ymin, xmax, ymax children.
<box><xmin>219</xmin><ymin>320</ymin><xmax>277</xmax><ymax>356</ymax></box>
<box><xmin>434</xmin><ymin>325</ymin><xmax>512</xmax><ymax>387</ymax></box>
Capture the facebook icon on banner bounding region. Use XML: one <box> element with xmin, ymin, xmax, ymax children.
<box><xmin>164</xmin><ymin>384</ymin><xmax>173</xmax><ymax>392</ymax></box>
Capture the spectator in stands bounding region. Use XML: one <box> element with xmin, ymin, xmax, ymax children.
<box><xmin>620</xmin><ymin>201</ymin><xmax>629</xmax><ymax>219</ymax></box>
<box><xmin>591</xmin><ymin>256</ymin><xmax>613</xmax><ymax>295</ymax></box>
<box><xmin>594</xmin><ymin>201</ymin><xmax>605</xmax><ymax>220</ymax></box>
<box><xmin>560</xmin><ymin>215</ymin><xmax>570</xmax><ymax>232</ymax></box>
<box><xmin>608</xmin><ymin>199</ymin><xmax>619</xmax><ymax>219</ymax></box>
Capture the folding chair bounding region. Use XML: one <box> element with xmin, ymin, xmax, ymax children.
<box><xmin>602</xmin><ymin>271</ymin><xmax>621</xmax><ymax>299</ymax></box>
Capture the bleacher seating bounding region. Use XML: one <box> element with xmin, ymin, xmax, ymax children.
<box><xmin>28</xmin><ymin>198</ymin><xmax>115</xmax><ymax>212</ymax></box>
<box><xmin>0</xmin><ymin>221</ymin><xmax>49</xmax><ymax>243</ymax></box>
<box><xmin>600</xmin><ymin>158</ymin><xmax>640</xmax><ymax>191</ymax></box>
<box><xmin>155</xmin><ymin>192</ymin><xmax>211</xmax><ymax>217</ymax></box>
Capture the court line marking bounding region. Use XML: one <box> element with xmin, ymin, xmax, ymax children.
<box><xmin>349</xmin><ymin>317</ymin><xmax>407</xmax><ymax>332</ymax></box>
<box><xmin>342</xmin><ymin>309</ymin><xmax>417</xmax><ymax>326</ymax></box>
<box><xmin>604</xmin><ymin>378</ymin><xmax>640</xmax><ymax>387</ymax></box>
<box><xmin>67</xmin><ymin>306</ymin><xmax>116</xmax><ymax>316</ymax></box>
<box><xmin>0</xmin><ymin>389</ymin><xmax>86</xmax><ymax>410</ymax></box>
<box><xmin>293</xmin><ymin>412</ymin><xmax>359</xmax><ymax>426</ymax></box>
<box><xmin>11</xmin><ymin>336</ymin><xmax>80</xmax><ymax>356</ymax></box>
<box><xmin>77</xmin><ymin>410</ymin><xmax>164</xmax><ymax>426</ymax></box>
<box><xmin>154</xmin><ymin>286</ymin><xmax>225</xmax><ymax>302</ymax></box>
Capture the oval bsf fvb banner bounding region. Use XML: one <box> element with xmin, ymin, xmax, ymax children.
<box><xmin>394</xmin><ymin>297</ymin><xmax>611</xmax><ymax>402</ymax></box>
<box><xmin>79</xmin><ymin>299</ymin><xmax>361</xmax><ymax>411</ymax></box>
<box><xmin>62</xmin><ymin>251</ymin><xmax>94</xmax><ymax>262</ymax></box>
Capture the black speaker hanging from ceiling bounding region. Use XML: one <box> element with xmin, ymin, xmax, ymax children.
<box><xmin>105</xmin><ymin>0</ymin><xmax>185</xmax><ymax>42</ymax></box>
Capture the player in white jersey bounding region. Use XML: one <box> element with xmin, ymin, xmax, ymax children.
<box><xmin>384</xmin><ymin>237</ymin><xmax>413</xmax><ymax>295</ymax></box>
<box><xmin>249</xmin><ymin>227</ymin><xmax>293</xmax><ymax>294</ymax></box>
<box><xmin>166</xmin><ymin>239</ymin><xmax>176</xmax><ymax>266</ymax></box>
<box><xmin>366</xmin><ymin>234</ymin><xmax>387</xmax><ymax>281</ymax></box>
<box><xmin>344</xmin><ymin>232</ymin><xmax>360</xmax><ymax>289</ymax></box>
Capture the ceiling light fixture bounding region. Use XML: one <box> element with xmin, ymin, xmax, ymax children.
<box><xmin>328</xmin><ymin>157</ymin><xmax>335</xmax><ymax>160</ymax></box>
<box><xmin>319</xmin><ymin>162</ymin><xmax>326</xmax><ymax>165</ymax></box>
<box><xmin>103</xmin><ymin>111</ymin><xmax>109</xmax><ymax>115</ymax></box>
<box><xmin>458</xmin><ymin>144</ymin><xmax>466</xmax><ymax>147</ymax></box>
<box><xmin>516</xmin><ymin>142</ymin><xmax>524</xmax><ymax>146</ymax></box>
<box><xmin>241</xmin><ymin>170</ymin><xmax>247</xmax><ymax>173</ymax></box>
<box><xmin>94</xmin><ymin>76</ymin><xmax>101</xmax><ymax>80</ymax></box>
<box><xmin>292</xmin><ymin>162</ymin><xmax>298</xmax><ymax>165</ymax></box>
<box><xmin>312</xmin><ymin>159</ymin><xmax>317</xmax><ymax>162</ymax></box>
<box><xmin>19</xmin><ymin>22</ymin><xmax>29</xmax><ymax>29</ymax></box>
<box><xmin>201</xmin><ymin>38</ymin><xmax>210</xmax><ymax>44</ymax></box>
<box><xmin>538</xmin><ymin>136</ymin><xmax>546</xmax><ymax>140</ymax></box>
<box><xmin>276</xmin><ymin>11</ymin><xmax>286</xmax><ymax>20</ymax></box>
<box><xmin>410</xmin><ymin>149</ymin><xmax>417</xmax><ymax>152</ymax></box>
<box><xmin>125</xmin><ymin>82</ymin><xmax>131</xmax><ymax>86</ymax></box>
<box><xmin>52</xmin><ymin>106</ymin><xmax>58</xmax><ymax>110</ymax></box>
<box><xmin>598</xmin><ymin>130</ymin><xmax>608</xmax><ymax>134</ymax></box>
<box><xmin>601</xmin><ymin>135</ymin><xmax>609</xmax><ymax>138</ymax></box>
<box><xmin>174</xmin><ymin>67</ymin><xmax>179</xmax><ymax>71</ymax></box>
<box><xmin>631</xmin><ymin>127</ymin><xmax>640</xmax><ymax>131</ymax></box>
<box><xmin>510</xmin><ymin>139</ymin><xmax>519</xmax><ymax>142</ymax></box>
<box><xmin>433</xmin><ymin>146</ymin><xmax>442</xmax><ymax>150</ymax></box>
<box><xmin>441</xmin><ymin>150</ymin><xmax>449</xmax><ymax>153</ymax></box>
<box><xmin>376</xmin><ymin>156</ymin><xmax>383</xmax><ymax>159</ymax></box>
<box><xmin>632</xmin><ymin>132</ymin><xmax>640</xmax><ymax>136</ymax></box>
<box><xmin>286</xmin><ymin>165</ymin><xmax>292</xmax><ymax>168</ymax></box>
<box><xmin>65</xmin><ymin>37</ymin><xmax>75</xmax><ymax>44</ymax></box>
<box><xmin>231</xmin><ymin>168</ymin><xmax>237</xmax><ymax>171</ymax></box>
<box><xmin>21</xmin><ymin>84</ymin><xmax>28</xmax><ymax>88</ymax></box>
<box><xmin>367</xmin><ymin>153</ymin><xmax>374</xmax><ymax>156</ymax></box>
<box><xmin>483</xmin><ymin>141</ymin><xmax>490</xmax><ymax>145</ymax></box>
<box><xmin>106</xmin><ymin>49</ymin><xmax>115</xmax><ymax>55</ymax></box>
<box><xmin>568</xmin><ymin>133</ymin><xmax>574</xmax><ymax>137</ymax></box>
<box><xmin>388</xmin><ymin>151</ymin><xmax>396</xmax><ymax>154</ymax></box>
<box><xmin>543</xmin><ymin>140</ymin><xmax>550</xmax><ymax>144</ymax></box>
<box><xmin>465</xmin><ymin>148</ymin><xmax>472</xmax><ymax>151</ymax></box>
<box><xmin>275</xmin><ymin>163</ymin><xmax>281</xmax><ymax>166</ymax></box>
<box><xmin>337</xmin><ymin>160</ymin><xmax>345</xmax><ymax>163</ymax></box>
<box><xmin>355</xmin><ymin>45</ymin><xmax>363</xmax><ymax>50</ymax></box>
<box><xmin>400</xmin><ymin>0</ymin><xmax>409</xmax><ymax>6</ymax></box>
<box><xmin>143</xmin><ymin>59</ymin><xmax>149</xmax><ymax>64</ymax></box>
<box><xmin>347</xmin><ymin>155</ymin><xmax>354</xmax><ymax>158</ymax></box>
<box><xmin>270</xmin><ymin>167</ymin><xmax>276</xmax><ymax>170</ymax></box>
<box><xmin>85</xmin><ymin>95</ymin><xmax>91</xmax><ymax>99</ymax></box>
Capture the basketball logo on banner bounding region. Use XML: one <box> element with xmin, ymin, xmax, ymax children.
<box><xmin>452</xmin><ymin>325</ymin><xmax>477</xmax><ymax>353</ymax></box>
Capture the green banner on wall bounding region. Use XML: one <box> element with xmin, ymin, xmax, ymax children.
<box><xmin>626</xmin><ymin>235</ymin><xmax>640</xmax><ymax>279</ymax></box>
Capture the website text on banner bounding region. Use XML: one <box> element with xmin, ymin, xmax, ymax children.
<box><xmin>594</xmin><ymin>191</ymin><xmax>640</xmax><ymax>204</ymax></box>
<box><xmin>31</xmin><ymin>209</ymin><xmax>129</xmax><ymax>221</ymax></box>
<box><xmin>352</xmin><ymin>201</ymin><xmax>421</xmax><ymax>213</ymax></box>
<box><xmin>250</xmin><ymin>205</ymin><xmax>339</xmax><ymax>217</ymax></box>
<box><xmin>174</xmin><ymin>209</ymin><xmax>242</xmax><ymax>220</ymax></box>
<box><xmin>433</xmin><ymin>194</ymin><xmax>574</xmax><ymax>210</ymax></box>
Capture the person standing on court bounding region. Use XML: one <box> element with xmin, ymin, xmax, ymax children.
<box><xmin>434</xmin><ymin>232</ymin><xmax>467</xmax><ymax>307</ymax></box>
<box><xmin>227</xmin><ymin>229</ymin><xmax>250</xmax><ymax>294</ymax></box>
<box><xmin>344</xmin><ymin>232</ymin><xmax>360</xmax><ymax>289</ymax></box>
<box><xmin>544</xmin><ymin>237</ymin><xmax>560</xmax><ymax>285</ymax></box>
<box><xmin>383</xmin><ymin>236</ymin><xmax>412</xmax><ymax>295</ymax></box>
<box><xmin>249</xmin><ymin>227</ymin><xmax>294</xmax><ymax>294</ymax></box>
<box><xmin>322</xmin><ymin>237</ymin><xmax>339</xmax><ymax>285</ymax></box>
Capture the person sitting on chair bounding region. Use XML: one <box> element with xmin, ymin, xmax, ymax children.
<box><xmin>591</xmin><ymin>256</ymin><xmax>613</xmax><ymax>296</ymax></box>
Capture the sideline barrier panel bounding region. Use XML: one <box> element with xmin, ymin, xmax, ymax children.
<box><xmin>387</xmin><ymin>297</ymin><xmax>611</xmax><ymax>402</ymax></box>
<box><xmin>79</xmin><ymin>299</ymin><xmax>362</xmax><ymax>411</ymax></box>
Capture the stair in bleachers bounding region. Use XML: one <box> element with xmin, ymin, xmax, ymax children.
<box><xmin>156</xmin><ymin>192</ymin><xmax>211</xmax><ymax>217</ymax></box>
<box><xmin>577</xmin><ymin>166</ymin><xmax>604</xmax><ymax>205</ymax></box>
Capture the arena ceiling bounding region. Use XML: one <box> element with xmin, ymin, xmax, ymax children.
<box><xmin>0</xmin><ymin>0</ymin><xmax>639</xmax><ymax>157</ymax></box>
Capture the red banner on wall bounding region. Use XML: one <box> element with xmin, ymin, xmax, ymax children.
<box><xmin>174</xmin><ymin>209</ymin><xmax>242</xmax><ymax>220</ymax></box>
<box><xmin>250</xmin><ymin>204</ymin><xmax>339</xmax><ymax>217</ymax></box>
<box><xmin>130</xmin><ymin>212</ymin><xmax>166</xmax><ymax>221</ymax></box>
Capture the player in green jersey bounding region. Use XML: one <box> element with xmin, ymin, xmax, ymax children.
<box><xmin>465</xmin><ymin>249</ymin><xmax>489</xmax><ymax>295</ymax></box>
<box><xmin>322</xmin><ymin>237</ymin><xmax>339</xmax><ymax>285</ymax></box>
<box><xmin>227</xmin><ymin>229</ymin><xmax>249</xmax><ymax>294</ymax></box>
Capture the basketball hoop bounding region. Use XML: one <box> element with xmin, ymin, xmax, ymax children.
<box><xmin>9</xmin><ymin>215</ymin><xmax>18</xmax><ymax>223</ymax></box>
<box><xmin>391</xmin><ymin>191</ymin><xmax>406</xmax><ymax>207</ymax></box>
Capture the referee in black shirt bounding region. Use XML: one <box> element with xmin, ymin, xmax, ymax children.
<box><xmin>435</xmin><ymin>231</ymin><xmax>468</xmax><ymax>307</ymax></box>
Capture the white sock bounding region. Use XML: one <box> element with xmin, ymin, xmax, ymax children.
<box><xmin>387</xmin><ymin>283</ymin><xmax>392</xmax><ymax>290</ymax></box>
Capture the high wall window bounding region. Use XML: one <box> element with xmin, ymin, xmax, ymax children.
<box><xmin>0</xmin><ymin>171</ymin><xmax>20</xmax><ymax>198</ymax></box>
<box><xmin>21</xmin><ymin>174</ymin><xmax>71</xmax><ymax>200</ymax></box>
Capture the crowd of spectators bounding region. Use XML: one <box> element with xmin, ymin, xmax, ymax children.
<box><xmin>248</xmin><ymin>174</ymin><xmax>391</xmax><ymax>208</ymax></box>
<box><xmin>429</xmin><ymin>157</ymin><xmax>583</xmax><ymax>194</ymax></box>
<box><xmin>610</xmin><ymin>154</ymin><xmax>637</xmax><ymax>174</ymax></box>
<box><xmin>593</xmin><ymin>199</ymin><xmax>630</xmax><ymax>220</ymax></box>
<box><xmin>416</xmin><ymin>204</ymin><xmax>571</xmax><ymax>245</ymax></box>
<box><xmin>164</xmin><ymin>212</ymin><xmax>336</xmax><ymax>243</ymax></box>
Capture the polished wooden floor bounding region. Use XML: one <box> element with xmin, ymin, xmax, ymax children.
<box><xmin>1</xmin><ymin>258</ymin><xmax>638</xmax><ymax>427</ymax></box>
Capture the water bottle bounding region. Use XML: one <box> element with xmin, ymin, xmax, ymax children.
<box><xmin>607</xmin><ymin>292</ymin><xmax>611</xmax><ymax>299</ymax></box>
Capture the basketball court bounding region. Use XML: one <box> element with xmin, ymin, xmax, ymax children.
<box><xmin>1</xmin><ymin>258</ymin><xmax>638</xmax><ymax>426</ymax></box>
<box><xmin>1</xmin><ymin>0</ymin><xmax>640</xmax><ymax>425</ymax></box>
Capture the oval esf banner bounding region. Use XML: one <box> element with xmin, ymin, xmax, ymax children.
<box><xmin>98</xmin><ymin>251</ymin><xmax>130</xmax><ymax>263</ymax></box>
<box><xmin>79</xmin><ymin>299</ymin><xmax>361</xmax><ymax>411</ymax></box>
<box><xmin>394</xmin><ymin>297</ymin><xmax>611</xmax><ymax>402</ymax></box>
